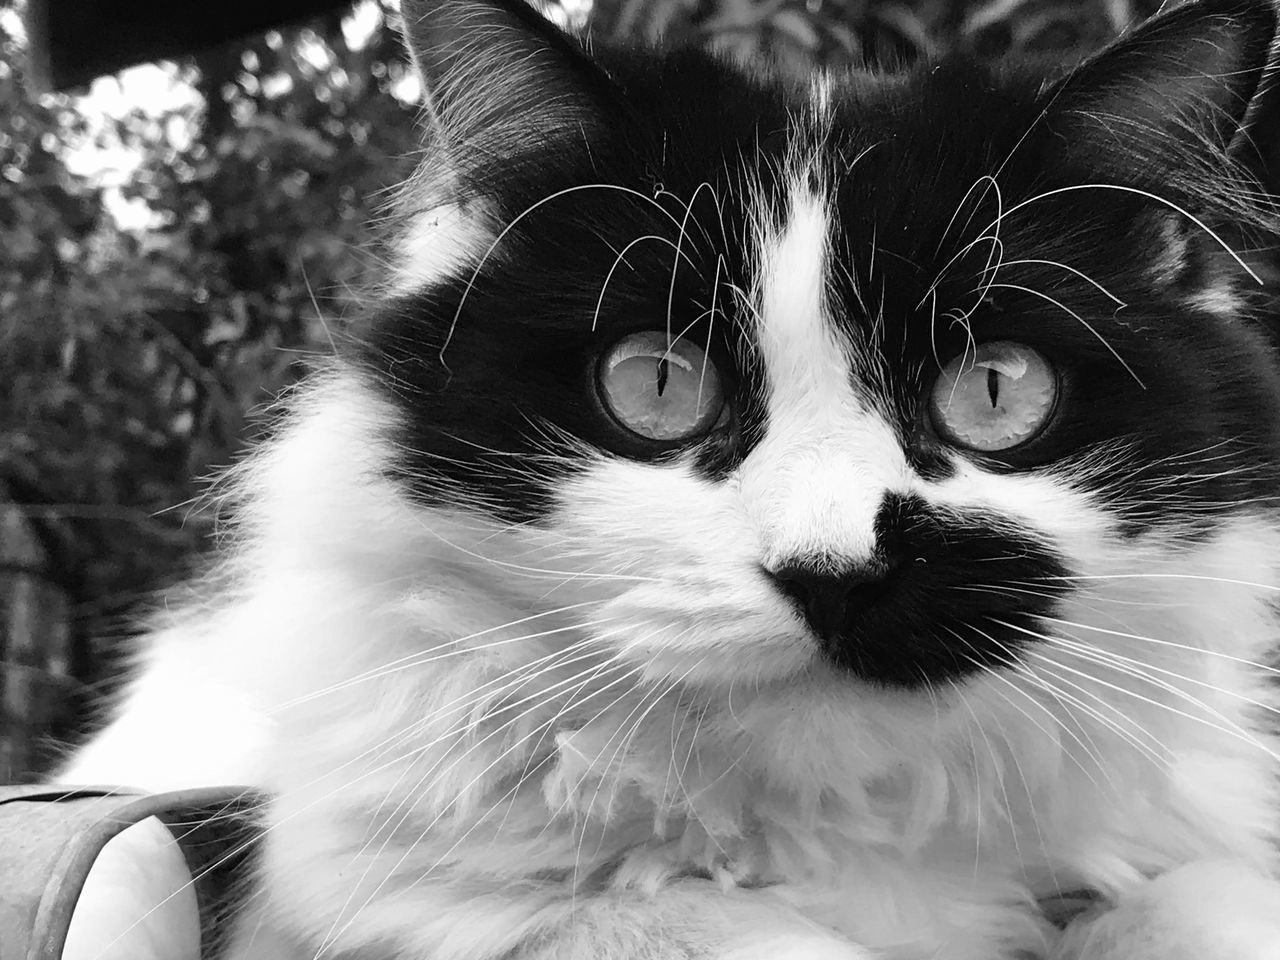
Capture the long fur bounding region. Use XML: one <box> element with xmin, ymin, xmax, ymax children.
<box><xmin>61</xmin><ymin>1</ymin><xmax>1280</xmax><ymax>958</ymax></box>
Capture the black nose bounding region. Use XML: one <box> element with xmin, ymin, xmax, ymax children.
<box><xmin>767</xmin><ymin>562</ymin><xmax>895</xmax><ymax>641</ymax></box>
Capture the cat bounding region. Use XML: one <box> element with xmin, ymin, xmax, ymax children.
<box><xmin>60</xmin><ymin>0</ymin><xmax>1280</xmax><ymax>957</ymax></box>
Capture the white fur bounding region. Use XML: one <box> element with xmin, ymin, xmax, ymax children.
<box><xmin>1051</xmin><ymin>860</ymin><xmax>1280</xmax><ymax>960</ymax></box>
<box><xmin>745</xmin><ymin>178</ymin><xmax>912</xmax><ymax>568</ymax></box>
<box><xmin>388</xmin><ymin>200</ymin><xmax>492</xmax><ymax>294</ymax></box>
<box><xmin>62</xmin><ymin>144</ymin><xmax>1280</xmax><ymax>960</ymax></box>
<box><xmin>62</xmin><ymin>364</ymin><xmax>1280</xmax><ymax>959</ymax></box>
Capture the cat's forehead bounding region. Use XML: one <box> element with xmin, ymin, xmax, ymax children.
<box><xmin>390</xmin><ymin>53</ymin><xmax>1073</xmax><ymax>337</ymax></box>
<box><xmin>611</xmin><ymin>56</ymin><xmax>1043</xmax><ymax>232</ymax></box>
<box><xmin>578</xmin><ymin>58</ymin><xmax>1079</xmax><ymax>316</ymax></box>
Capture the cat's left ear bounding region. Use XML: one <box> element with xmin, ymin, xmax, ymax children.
<box><xmin>1042</xmin><ymin>0</ymin><xmax>1277</xmax><ymax>175</ymax></box>
<box><xmin>398</xmin><ymin>0</ymin><xmax>614</xmax><ymax>174</ymax></box>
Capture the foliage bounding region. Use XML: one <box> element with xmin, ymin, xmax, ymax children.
<box><xmin>594</xmin><ymin>0</ymin><xmax>1162</xmax><ymax>70</ymax></box>
<box><xmin>0</xmin><ymin>0</ymin><xmax>1159</xmax><ymax>744</ymax></box>
<box><xmin>1</xmin><ymin>7</ymin><xmax>421</xmax><ymax>689</ymax></box>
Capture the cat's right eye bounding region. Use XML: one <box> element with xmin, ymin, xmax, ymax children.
<box><xmin>597</xmin><ymin>331</ymin><xmax>725</xmax><ymax>442</ymax></box>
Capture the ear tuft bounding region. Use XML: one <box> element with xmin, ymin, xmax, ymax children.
<box><xmin>1047</xmin><ymin>0</ymin><xmax>1277</xmax><ymax>168</ymax></box>
<box><xmin>399</xmin><ymin>0</ymin><xmax>609</xmax><ymax>176</ymax></box>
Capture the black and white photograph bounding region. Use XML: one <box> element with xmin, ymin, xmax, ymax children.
<box><xmin>4</xmin><ymin>0</ymin><xmax>1280</xmax><ymax>957</ymax></box>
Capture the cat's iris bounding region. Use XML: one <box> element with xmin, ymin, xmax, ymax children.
<box><xmin>598</xmin><ymin>331</ymin><xmax>725</xmax><ymax>442</ymax></box>
<box><xmin>930</xmin><ymin>341</ymin><xmax>1056</xmax><ymax>452</ymax></box>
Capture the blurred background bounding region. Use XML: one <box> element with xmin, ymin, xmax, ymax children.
<box><xmin>0</xmin><ymin>0</ymin><xmax>1170</xmax><ymax>782</ymax></box>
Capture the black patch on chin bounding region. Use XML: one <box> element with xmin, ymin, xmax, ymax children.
<box><xmin>805</xmin><ymin>494</ymin><xmax>1072</xmax><ymax>687</ymax></box>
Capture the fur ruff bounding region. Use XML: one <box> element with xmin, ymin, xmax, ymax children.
<box><xmin>66</xmin><ymin>376</ymin><xmax>1280</xmax><ymax>959</ymax></box>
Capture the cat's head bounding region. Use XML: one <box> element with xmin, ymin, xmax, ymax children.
<box><xmin>349</xmin><ymin>0</ymin><xmax>1280</xmax><ymax>704</ymax></box>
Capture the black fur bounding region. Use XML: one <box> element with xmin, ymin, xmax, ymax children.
<box><xmin>771</xmin><ymin>493</ymin><xmax>1072</xmax><ymax>686</ymax></box>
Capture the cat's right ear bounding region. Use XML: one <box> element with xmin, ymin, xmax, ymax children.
<box><xmin>1040</xmin><ymin>0</ymin><xmax>1277</xmax><ymax>179</ymax></box>
<box><xmin>398</xmin><ymin>0</ymin><xmax>613</xmax><ymax>171</ymax></box>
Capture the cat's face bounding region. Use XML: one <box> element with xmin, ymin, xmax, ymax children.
<box><xmin>356</xmin><ymin>0</ymin><xmax>1280</xmax><ymax>701</ymax></box>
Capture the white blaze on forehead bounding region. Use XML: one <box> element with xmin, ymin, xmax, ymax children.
<box><xmin>757</xmin><ymin>187</ymin><xmax>846</xmax><ymax>412</ymax></box>
<box><xmin>743</xmin><ymin>180</ymin><xmax>910</xmax><ymax>565</ymax></box>
<box><xmin>811</xmin><ymin>72</ymin><xmax>834</xmax><ymax>120</ymax></box>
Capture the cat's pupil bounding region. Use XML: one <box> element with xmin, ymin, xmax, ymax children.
<box><xmin>986</xmin><ymin>368</ymin><xmax>999</xmax><ymax>408</ymax></box>
<box><xmin>656</xmin><ymin>357</ymin><xmax>670</xmax><ymax>397</ymax></box>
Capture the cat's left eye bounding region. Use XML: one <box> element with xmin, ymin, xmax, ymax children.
<box><xmin>930</xmin><ymin>341</ymin><xmax>1057</xmax><ymax>452</ymax></box>
<box><xmin>598</xmin><ymin>331</ymin><xmax>725</xmax><ymax>442</ymax></box>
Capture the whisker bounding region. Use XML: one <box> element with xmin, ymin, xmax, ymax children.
<box><xmin>317</xmin><ymin>656</ymin><xmax>647</xmax><ymax>958</ymax></box>
<box><xmin>983</xmin><ymin>183</ymin><xmax>1262</xmax><ymax>284</ymax></box>
<box><xmin>274</xmin><ymin>608</ymin><xmax>614</xmax><ymax>711</ymax></box>
<box><xmin>575</xmin><ymin>655</ymin><xmax>709</xmax><ymax>891</ymax></box>
<box><xmin>949</xmin><ymin>674</ymin><xmax>1028</xmax><ymax>868</ymax></box>
<box><xmin>995</xmin><ymin>257</ymin><xmax>1126</xmax><ymax>305</ymax></box>
<box><xmin>949</xmin><ymin>626</ymin><xmax>1107</xmax><ymax>790</ymax></box>
<box><xmin>1031</xmin><ymin>572</ymin><xmax>1280</xmax><ymax>592</ymax></box>
<box><xmin>984</xmin><ymin>282</ymin><xmax>1142</xmax><ymax>387</ymax></box>
<box><xmin>666</xmin><ymin>182</ymin><xmax>720</xmax><ymax>349</ymax></box>
<box><xmin>402</xmin><ymin>510</ymin><xmax>664</xmax><ymax>583</ymax></box>
<box><xmin>412</xmin><ymin>663</ymin><xmax>652</xmax><ymax>888</ymax></box>
<box><xmin>1024</xmin><ymin>660</ymin><xmax>1173</xmax><ymax>769</ymax></box>
<box><xmin>442</xmin><ymin>182</ymin><xmax>703</xmax><ymax>363</ymax></box>
<box><xmin>1042</xmin><ymin>633</ymin><xmax>1280</xmax><ymax>720</ymax></box>
<box><xmin>1037</xmin><ymin>614</ymin><xmax>1280</xmax><ymax>679</ymax></box>
<box><xmin>593</xmin><ymin>234</ymin><xmax>700</xmax><ymax>332</ymax></box>
<box><xmin>997</xmin><ymin>621</ymin><xmax>1280</xmax><ymax>763</ymax></box>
